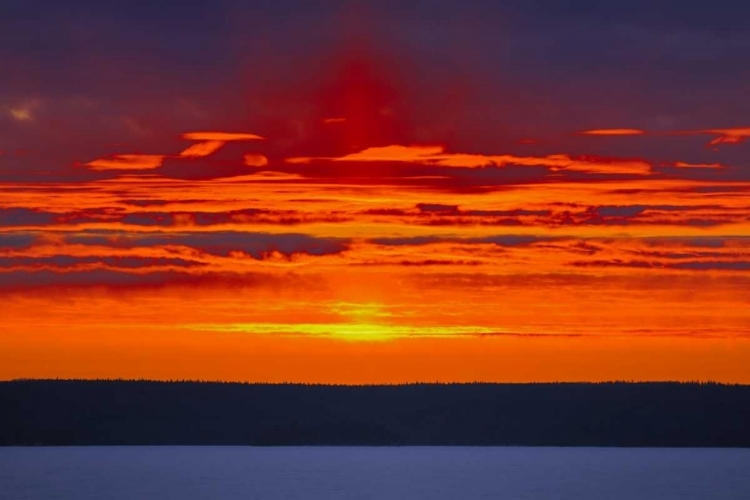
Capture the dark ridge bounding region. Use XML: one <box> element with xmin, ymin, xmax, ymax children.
<box><xmin>1</xmin><ymin>380</ymin><xmax>749</xmax><ymax>447</ymax></box>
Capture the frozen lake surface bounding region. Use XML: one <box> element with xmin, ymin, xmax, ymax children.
<box><xmin>2</xmin><ymin>446</ymin><xmax>749</xmax><ymax>499</ymax></box>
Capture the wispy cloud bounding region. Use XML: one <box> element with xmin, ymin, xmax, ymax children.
<box><xmin>84</xmin><ymin>131</ymin><xmax>266</xmax><ymax>170</ymax></box>
<box><xmin>579</xmin><ymin>129</ymin><xmax>646</xmax><ymax>136</ymax></box>
<box><xmin>6</xmin><ymin>99</ymin><xmax>42</xmax><ymax>123</ymax></box>
<box><xmin>287</xmin><ymin>145</ymin><xmax>654</xmax><ymax>175</ymax></box>
<box><xmin>579</xmin><ymin>126</ymin><xmax>750</xmax><ymax>149</ymax></box>
<box><xmin>702</xmin><ymin>128</ymin><xmax>750</xmax><ymax>147</ymax></box>
<box><xmin>86</xmin><ymin>154</ymin><xmax>165</xmax><ymax>171</ymax></box>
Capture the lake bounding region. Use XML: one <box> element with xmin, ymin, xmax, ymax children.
<box><xmin>1</xmin><ymin>447</ymin><xmax>749</xmax><ymax>499</ymax></box>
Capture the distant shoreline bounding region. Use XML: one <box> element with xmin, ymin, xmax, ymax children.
<box><xmin>6</xmin><ymin>379</ymin><xmax>749</xmax><ymax>386</ymax></box>
<box><xmin>3</xmin><ymin>380</ymin><xmax>749</xmax><ymax>447</ymax></box>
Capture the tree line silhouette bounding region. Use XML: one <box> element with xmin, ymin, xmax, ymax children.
<box><xmin>1</xmin><ymin>380</ymin><xmax>748</xmax><ymax>446</ymax></box>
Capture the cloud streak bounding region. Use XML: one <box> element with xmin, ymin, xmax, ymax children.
<box><xmin>3</xmin><ymin>27</ymin><xmax>750</xmax><ymax>381</ymax></box>
<box><xmin>287</xmin><ymin>145</ymin><xmax>654</xmax><ymax>175</ymax></box>
<box><xmin>580</xmin><ymin>126</ymin><xmax>750</xmax><ymax>149</ymax></box>
<box><xmin>86</xmin><ymin>154</ymin><xmax>166</xmax><ymax>171</ymax></box>
<box><xmin>579</xmin><ymin>129</ymin><xmax>646</xmax><ymax>136</ymax></box>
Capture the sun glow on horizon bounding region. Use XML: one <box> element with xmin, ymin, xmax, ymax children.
<box><xmin>3</xmin><ymin>33</ymin><xmax>750</xmax><ymax>384</ymax></box>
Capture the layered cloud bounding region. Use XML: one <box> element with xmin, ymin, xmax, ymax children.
<box><xmin>2</xmin><ymin>0</ymin><xmax>750</xmax><ymax>383</ymax></box>
<box><xmin>3</xmin><ymin>123</ymin><xmax>750</xmax><ymax>383</ymax></box>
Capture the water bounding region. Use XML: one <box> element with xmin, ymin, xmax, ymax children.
<box><xmin>1</xmin><ymin>447</ymin><xmax>749</xmax><ymax>499</ymax></box>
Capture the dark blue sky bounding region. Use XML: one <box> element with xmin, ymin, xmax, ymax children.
<box><xmin>1</xmin><ymin>0</ymin><xmax>749</xmax><ymax>179</ymax></box>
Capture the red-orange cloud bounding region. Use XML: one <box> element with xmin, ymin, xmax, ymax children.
<box><xmin>243</xmin><ymin>154</ymin><xmax>269</xmax><ymax>167</ymax></box>
<box><xmin>181</xmin><ymin>132</ymin><xmax>266</xmax><ymax>141</ymax></box>
<box><xmin>179</xmin><ymin>141</ymin><xmax>226</xmax><ymax>158</ymax></box>
<box><xmin>579</xmin><ymin>129</ymin><xmax>646</xmax><ymax>136</ymax></box>
<box><xmin>703</xmin><ymin>128</ymin><xmax>750</xmax><ymax>147</ymax></box>
<box><xmin>287</xmin><ymin>145</ymin><xmax>653</xmax><ymax>175</ymax></box>
<box><xmin>86</xmin><ymin>154</ymin><xmax>165</xmax><ymax>171</ymax></box>
<box><xmin>85</xmin><ymin>131</ymin><xmax>267</xmax><ymax>170</ymax></box>
<box><xmin>580</xmin><ymin>127</ymin><xmax>750</xmax><ymax>149</ymax></box>
<box><xmin>178</xmin><ymin>132</ymin><xmax>266</xmax><ymax>159</ymax></box>
<box><xmin>671</xmin><ymin>162</ymin><xmax>724</xmax><ymax>169</ymax></box>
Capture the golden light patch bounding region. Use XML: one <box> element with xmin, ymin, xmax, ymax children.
<box><xmin>10</xmin><ymin>108</ymin><xmax>33</xmax><ymax>122</ymax></box>
<box><xmin>7</xmin><ymin>99</ymin><xmax>41</xmax><ymax>122</ymax></box>
<box><xmin>186</xmin><ymin>322</ymin><xmax>504</xmax><ymax>342</ymax></box>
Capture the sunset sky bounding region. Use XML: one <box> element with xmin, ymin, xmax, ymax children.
<box><xmin>1</xmin><ymin>0</ymin><xmax>749</xmax><ymax>383</ymax></box>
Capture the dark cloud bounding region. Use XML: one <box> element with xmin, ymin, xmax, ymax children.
<box><xmin>416</xmin><ymin>203</ymin><xmax>458</xmax><ymax>213</ymax></box>
<box><xmin>0</xmin><ymin>255</ymin><xmax>203</xmax><ymax>269</ymax></box>
<box><xmin>0</xmin><ymin>269</ymin><xmax>257</xmax><ymax>289</ymax></box>
<box><xmin>0</xmin><ymin>233</ymin><xmax>37</xmax><ymax>249</ymax></box>
<box><xmin>63</xmin><ymin>231</ymin><xmax>349</xmax><ymax>258</ymax></box>
<box><xmin>596</xmin><ymin>206</ymin><xmax>647</xmax><ymax>218</ymax></box>
<box><xmin>673</xmin><ymin>261</ymin><xmax>750</xmax><ymax>271</ymax></box>
<box><xmin>0</xmin><ymin>208</ymin><xmax>55</xmax><ymax>226</ymax></box>
<box><xmin>370</xmin><ymin>235</ymin><xmax>556</xmax><ymax>247</ymax></box>
<box><xmin>570</xmin><ymin>259</ymin><xmax>750</xmax><ymax>271</ymax></box>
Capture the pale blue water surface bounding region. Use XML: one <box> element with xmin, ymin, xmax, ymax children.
<box><xmin>1</xmin><ymin>447</ymin><xmax>749</xmax><ymax>499</ymax></box>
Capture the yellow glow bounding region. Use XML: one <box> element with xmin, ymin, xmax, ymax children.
<box><xmin>186</xmin><ymin>322</ymin><xmax>510</xmax><ymax>342</ymax></box>
<box><xmin>10</xmin><ymin>108</ymin><xmax>32</xmax><ymax>121</ymax></box>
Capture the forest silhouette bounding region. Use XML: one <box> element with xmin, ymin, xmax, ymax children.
<box><xmin>2</xmin><ymin>380</ymin><xmax>748</xmax><ymax>447</ymax></box>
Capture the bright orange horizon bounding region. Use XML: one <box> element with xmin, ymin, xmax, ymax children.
<box><xmin>3</xmin><ymin>127</ymin><xmax>749</xmax><ymax>383</ymax></box>
<box><xmin>2</xmin><ymin>10</ymin><xmax>749</xmax><ymax>384</ymax></box>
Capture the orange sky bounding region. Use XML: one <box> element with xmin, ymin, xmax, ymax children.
<box><xmin>2</xmin><ymin>129</ymin><xmax>749</xmax><ymax>382</ymax></box>
<box><xmin>2</xmin><ymin>38</ymin><xmax>750</xmax><ymax>384</ymax></box>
